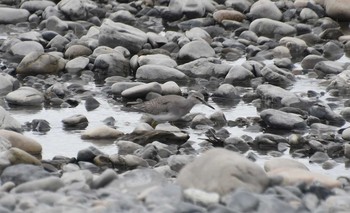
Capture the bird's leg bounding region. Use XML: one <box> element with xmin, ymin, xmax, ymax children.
<box><xmin>151</xmin><ymin>120</ymin><xmax>158</xmax><ymax>128</ymax></box>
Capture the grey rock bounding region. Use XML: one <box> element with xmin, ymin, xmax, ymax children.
<box><xmin>261</xmin><ymin>64</ymin><xmax>294</xmax><ymax>87</ymax></box>
<box><xmin>178</xmin><ymin>40</ymin><xmax>215</xmax><ymax>61</ymax></box>
<box><xmin>109</xmin><ymin>10</ymin><xmax>136</xmax><ymax>25</ymax></box>
<box><xmin>225</xmin><ymin>0</ymin><xmax>252</xmax><ymax>12</ymax></box>
<box><xmin>46</xmin><ymin>16</ymin><xmax>69</xmax><ymax>35</ymax></box>
<box><xmin>77</xmin><ymin>146</ymin><xmax>105</xmax><ymax>162</ymax></box>
<box><xmin>10</xmin><ymin>41</ymin><xmax>44</xmax><ymax>59</ymax></box>
<box><xmin>1</xmin><ymin>164</ymin><xmax>49</xmax><ymax>185</ymax></box>
<box><xmin>62</xmin><ymin>114</ymin><xmax>88</xmax><ymax>130</ymax></box>
<box><xmin>249</xmin><ymin>18</ymin><xmax>296</xmax><ymax>39</ymax></box>
<box><xmin>121</xmin><ymin>82</ymin><xmax>162</xmax><ymax>99</ymax></box>
<box><xmin>256</xmin><ymin>84</ymin><xmax>304</xmax><ymax>109</ymax></box>
<box><xmin>177</xmin><ymin>58</ymin><xmax>231</xmax><ymax>78</ymax></box>
<box><xmin>0</xmin><ymin>73</ymin><xmax>18</xmax><ymax>96</ymax></box>
<box><xmin>91</xmin><ymin>168</ymin><xmax>118</xmax><ymax>189</ymax></box>
<box><xmin>301</xmin><ymin>55</ymin><xmax>327</xmax><ymax>70</ymax></box>
<box><xmin>106</xmin><ymin>168</ymin><xmax>168</xmax><ymax>195</ymax></box>
<box><xmin>177</xmin><ymin>148</ymin><xmax>269</xmax><ymax>195</ymax></box>
<box><xmin>65</xmin><ymin>56</ymin><xmax>89</xmax><ymax>74</ymax></box>
<box><xmin>314</xmin><ymin>61</ymin><xmax>345</xmax><ymax>78</ymax></box>
<box><xmin>279</xmin><ymin>37</ymin><xmax>308</xmax><ymax>59</ymax></box>
<box><xmin>12</xmin><ymin>176</ymin><xmax>64</xmax><ymax>193</ymax></box>
<box><xmin>116</xmin><ymin>140</ymin><xmax>142</xmax><ymax>155</ymax></box>
<box><xmin>136</xmin><ymin>64</ymin><xmax>187</xmax><ymax>82</ymax></box>
<box><xmin>325</xmin><ymin>0</ymin><xmax>350</xmax><ymax>21</ymax></box>
<box><xmin>94</xmin><ymin>53</ymin><xmax>130</xmax><ymax>77</ymax></box>
<box><xmin>342</xmin><ymin>128</ymin><xmax>350</xmax><ymax>141</ymax></box>
<box><xmin>309</xmin><ymin>102</ymin><xmax>345</xmax><ymax>127</ymax></box>
<box><xmin>327</xmin><ymin>70</ymin><xmax>350</xmax><ymax>95</ymax></box>
<box><xmin>85</xmin><ymin>96</ymin><xmax>100</xmax><ymax>111</ymax></box>
<box><xmin>309</xmin><ymin>152</ymin><xmax>329</xmax><ymax>163</ymax></box>
<box><xmin>212</xmin><ymin>84</ymin><xmax>240</xmax><ymax>103</ymax></box>
<box><xmin>138</xmin><ymin>54</ymin><xmax>177</xmax><ymax>68</ymax></box>
<box><xmin>98</xmin><ymin>19</ymin><xmax>148</xmax><ymax>54</ymax></box>
<box><xmin>0</xmin><ymin>8</ymin><xmax>29</xmax><ymax>24</ymax></box>
<box><xmin>323</xmin><ymin>41</ymin><xmax>344</xmax><ymax>60</ymax></box>
<box><xmin>16</xmin><ymin>52</ymin><xmax>66</xmax><ymax>75</ymax></box>
<box><xmin>65</xmin><ymin>45</ymin><xmax>92</xmax><ymax>59</ymax></box>
<box><xmin>300</xmin><ymin>7</ymin><xmax>319</xmax><ymax>20</ymax></box>
<box><xmin>147</xmin><ymin>32</ymin><xmax>168</xmax><ymax>48</ymax></box>
<box><xmin>340</xmin><ymin>107</ymin><xmax>350</xmax><ymax>122</ymax></box>
<box><xmin>161</xmin><ymin>81</ymin><xmax>181</xmax><ymax>95</ymax></box>
<box><xmin>61</xmin><ymin>170</ymin><xmax>93</xmax><ymax>186</ymax></box>
<box><xmin>222</xmin><ymin>189</ymin><xmax>259</xmax><ymax>212</ymax></box>
<box><xmin>249</xmin><ymin>0</ymin><xmax>282</xmax><ymax>20</ymax></box>
<box><xmin>185</xmin><ymin>27</ymin><xmax>212</xmax><ymax>43</ymax></box>
<box><xmin>167</xmin><ymin>154</ymin><xmax>195</xmax><ymax>172</ymax></box>
<box><xmin>253</xmin><ymin>133</ymin><xmax>287</xmax><ymax>150</ymax></box>
<box><xmin>47</xmin><ymin>35</ymin><xmax>70</xmax><ymax>52</ymax></box>
<box><xmin>58</xmin><ymin>0</ymin><xmax>96</xmax><ymax>21</ymax></box>
<box><xmin>20</xmin><ymin>0</ymin><xmax>56</xmax><ymax>13</ymax></box>
<box><xmin>111</xmin><ymin>82</ymin><xmax>145</xmax><ymax>96</ymax></box>
<box><xmin>224</xmin><ymin>65</ymin><xmax>254</xmax><ymax>86</ymax></box>
<box><xmin>143</xmin><ymin>184</ymin><xmax>183</xmax><ymax>210</ymax></box>
<box><xmin>209</xmin><ymin>111</ymin><xmax>228</xmax><ymax>128</ymax></box>
<box><xmin>264</xmin><ymin>158</ymin><xmax>309</xmax><ymax>172</ymax></box>
<box><xmin>0</xmin><ymin>107</ymin><xmax>22</xmax><ymax>132</ymax></box>
<box><xmin>184</xmin><ymin>188</ymin><xmax>220</xmax><ymax>207</ymax></box>
<box><xmin>134</xmin><ymin>144</ymin><xmax>159</xmax><ymax>161</ymax></box>
<box><xmin>224</xmin><ymin>137</ymin><xmax>250</xmax><ymax>153</ymax></box>
<box><xmin>257</xmin><ymin>194</ymin><xmax>296</xmax><ymax>213</ymax></box>
<box><xmin>260</xmin><ymin>109</ymin><xmax>306</xmax><ymax>130</ymax></box>
<box><xmin>5</xmin><ymin>87</ymin><xmax>44</xmax><ymax>106</ymax></box>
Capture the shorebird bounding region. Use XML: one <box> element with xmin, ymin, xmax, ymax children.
<box><xmin>131</xmin><ymin>92</ymin><xmax>215</xmax><ymax>123</ymax></box>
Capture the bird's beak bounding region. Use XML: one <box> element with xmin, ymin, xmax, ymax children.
<box><xmin>201</xmin><ymin>99</ymin><xmax>215</xmax><ymax>109</ymax></box>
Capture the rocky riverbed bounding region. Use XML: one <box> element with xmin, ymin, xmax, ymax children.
<box><xmin>1</xmin><ymin>0</ymin><xmax>350</xmax><ymax>212</ymax></box>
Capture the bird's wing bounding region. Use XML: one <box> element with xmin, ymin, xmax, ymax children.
<box><xmin>131</xmin><ymin>96</ymin><xmax>174</xmax><ymax>115</ymax></box>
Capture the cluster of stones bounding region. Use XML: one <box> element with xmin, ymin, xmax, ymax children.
<box><xmin>0</xmin><ymin>0</ymin><xmax>350</xmax><ymax>212</ymax></box>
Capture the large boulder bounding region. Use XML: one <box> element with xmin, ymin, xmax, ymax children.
<box><xmin>0</xmin><ymin>8</ymin><xmax>29</xmax><ymax>24</ymax></box>
<box><xmin>98</xmin><ymin>19</ymin><xmax>148</xmax><ymax>54</ymax></box>
<box><xmin>249</xmin><ymin>18</ymin><xmax>296</xmax><ymax>39</ymax></box>
<box><xmin>177</xmin><ymin>148</ymin><xmax>269</xmax><ymax>195</ymax></box>
<box><xmin>16</xmin><ymin>52</ymin><xmax>66</xmax><ymax>75</ymax></box>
